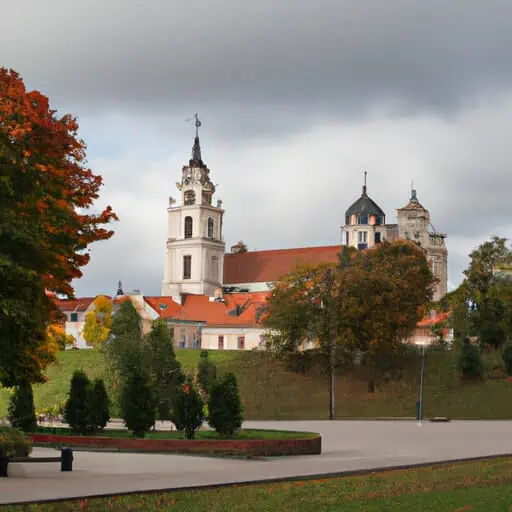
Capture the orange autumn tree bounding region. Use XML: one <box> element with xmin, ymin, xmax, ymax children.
<box><xmin>264</xmin><ymin>241</ymin><xmax>435</xmax><ymax>418</ymax></box>
<box><xmin>0</xmin><ymin>68</ymin><xmax>118</xmax><ymax>386</ymax></box>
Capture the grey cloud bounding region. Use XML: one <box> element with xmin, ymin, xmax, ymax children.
<box><xmin>2</xmin><ymin>0</ymin><xmax>512</xmax><ymax>122</ymax></box>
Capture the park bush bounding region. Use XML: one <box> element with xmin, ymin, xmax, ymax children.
<box><xmin>0</xmin><ymin>426</ymin><xmax>32</xmax><ymax>457</ymax></box>
<box><xmin>208</xmin><ymin>373</ymin><xmax>243</xmax><ymax>437</ymax></box>
<box><xmin>502</xmin><ymin>343</ymin><xmax>512</xmax><ymax>376</ymax></box>
<box><xmin>197</xmin><ymin>350</ymin><xmax>217</xmax><ymax>393</ymax></box>
<box><xmin>172</xmin><ymin>377</ymin><xmax>204</xmax><ymax>440</ymax></box>
<box><xmin>8</xmin><ymin>381</ymin><xmax>37</xmax><ymax>432</ymax></box>
<box><xmin>88</xmin><ymin>378</ymin><xmax>110</xmax><ymax>432</ymax></box>
<box><xmin>120</xmin><ymin>369</ymin><xmax>155</xmax><ymax>438</ymax></box>
<box><xmin>458</xmin><ymin>340</ymin><xmax>484</xmax><ymax>380</ymax></box>
<box><xmin>64</xmin><ymin>370</ymin><xmax>92</xmax><ymax>434</ymax></box>
<box><xmin>482</xmin><ymin>348</ymin><xmax>506</xmax><ymax>377</ymax></box>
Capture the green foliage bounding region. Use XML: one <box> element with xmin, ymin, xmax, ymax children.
<box><xmin>197</xmin><ymin>350</ymin><xmax>217</xmax><ymax>393</ymax></box>
<box><xmin>457</xmin><ymin>340</ymin><xmax>484</xmax><ymax>380</ymax></box>
<box><xmin>208</xmin><ymin>373</ymin><xmax>244</xmax><ymax>437</ymax></box>
<box><xmin>146</xmin><ymin>320</ymin><xmax>184</xmax><ymax>421</ymax></box>
<box><xmin>482</xmin><ymin>348</ymin><xmax>506</xmax><ymax>378</ymax></box>
<box><xmin>172</xmin><ymin>377</ymin><xmax>204</xmax><ymax>439</ymax></box>
<box><xmin>110</xmin><ymin>300</ymin><xmax>142</xmax><ymax>340</ymax></box>
<box><xmin>63</xmin><ymin>370</ymin><xmax>91</xmax><ymax>434</ymax></box>
<box><xmin>87</xmin><ymin>378</ymin><xmax>110</xmax><ymax>432</ymax></box>
<box><xmin>502</xmin><ymin>344</ymin><xmax>512</xmax><ymax>376</ymax></box>
<box><xmin>120</xmin><ymin>368</ymin><xmax>155</xmax><ymax>438</ymax></box>
<box><xmin>0</xmin><ymin>426</ymin><xmax>32</xmax><ymax>457</ymax></box>
<box><xmin>8</xmin><ymin>381</ymin><xmax>37</xmax><ymax>432</ymax></box>
<box><xmin>454</xmin><ymin>237</ymin><xmax>512</xmax><ymax>349</ymax></box>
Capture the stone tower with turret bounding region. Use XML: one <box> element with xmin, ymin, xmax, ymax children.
<box><xmin>161</xmin><ymin>116</ymin><xmax>225</xmax><ymax>301</ymax></box>
<box><xmin>396</xmin><ymin>189</ymin><xmax>448</xmax><ymax>301</ymax></box>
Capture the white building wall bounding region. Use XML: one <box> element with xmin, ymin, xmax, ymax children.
<box><xmin>201</xmin><ymin>327</ymin><xmax>266</xmax><ymax>350</ymax></box>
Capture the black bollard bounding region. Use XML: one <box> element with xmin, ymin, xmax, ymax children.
<box><xmin>60</xmin><ymin>447</ymin><xmax>73</xmax><ymax>472</ymax></box>
<box><xmin>0</xmin><ymin>448</ymin><xmax>8</xmax><ymax>477</ymax></box>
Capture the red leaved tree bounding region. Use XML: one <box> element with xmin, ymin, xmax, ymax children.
<box><xmin>0</xmin><ymin>68</ymin><xmax>118</xmax><ymax>385</ymax></box>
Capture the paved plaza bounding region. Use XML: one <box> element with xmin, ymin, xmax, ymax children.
<box><xmin>2</xmin><ymin>420</ymin><xmax>512</xmax><ymax>504</ymax></box>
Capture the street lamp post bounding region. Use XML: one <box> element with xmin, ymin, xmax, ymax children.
<box><xmin>417</xmin><ymin>342</ymin><xmax>426</xmax><ymax>427</ymax></box>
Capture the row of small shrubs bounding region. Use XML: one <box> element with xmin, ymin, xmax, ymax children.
<box><xmin>63</xmin><ymin>371</ymin><xmax>110</xmax><ymax>435</ymax></box>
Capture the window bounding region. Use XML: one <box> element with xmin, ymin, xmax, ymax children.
<box><xmin>183</xmin><ymin>255</ymin><xmax>192</xmax><ymax>279</ymax></box>
<box><xmin>237</xmin><ymin>336</ymin><xmax>245</xmax><ymax>349</ymax></box>
<box><xmin>345</xmin><ymin>215</ymin><xmax>350</xmax><ymax>225</ymax></box>
<box><xmin>211</xmin><ymin>256</ymin><xmax>219</xmax><ymax>281</ymax></box>
<box><xmin>375</xmin><ymin>216</ymin><xmax>384</xmax><ymax>226</ymax></box>
<box><xmin>207</xmin><ymin>217</ymin><xmax>214</xmax><ymax>239</ymax></box>
<box><xmin>218</xmin><ymin>335</ymin><xmax>224</xmax><ymax>350</ymax></box>
<box><xmin>70</xmin><ymin>312</ymin><xmax>78</xmax><ymax>322</ymax></box>
<box><xmin>184</xmin><ymin>216</ymin><xmax>193</xmax><ymax>239</ymax></box>
<box><xmin>358</xmin><ymin>214</ymin><xmax>368</xmax><ymax>225</ymax></box>
<box><xmin>375</xmin><ymin>232</ymin><xmax>381</xmax><ymax>244</ymax></box>
<box><xmin>345</xmin><ymin>231</ymin><xmax>350</xmax><ymax>245</ymax></box>
<box><xmin>357</xmin><ymin>231</ymin><xmax>368</xmax><ymax>250</ymax></box>
<box><xmin>184</xmin><ymin>190</ymin><xmax>196</xmax><ymax>205</ymax></box>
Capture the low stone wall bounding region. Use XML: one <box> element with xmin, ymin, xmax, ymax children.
<box><xmin>30</xmin><ymin>433</ymin><xmax>322</xmax><ymax>457</ymax></box>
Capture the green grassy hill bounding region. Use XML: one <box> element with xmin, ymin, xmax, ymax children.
<box><xmin>1</xmin><ymin>348</ymin><xmax>511</xmax><ymax>420</ymax></box>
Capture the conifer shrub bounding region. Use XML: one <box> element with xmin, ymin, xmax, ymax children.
<box><xmin>197</xmin><ymin>350</ymin><xmax>217</xmax><ymax>394</ymax></box>
<box><xmin>502</xmin><ymin>343</ymin><xmax>512</xmax><ymax>376</ymax></box>
<box><xmin>8</xmin><ymin>381</ymin><xmax>37</xmax><ymax>432</ymax></box>
<box><xmin>172</xmin><ymin>377</ymin><xmax>204</xmax><ymax>440</ymax></box>
<box><xmin>208</xmin><ymin>373</ymin><xmax>243</xmax><ymax>437</ymax></box>
<box><xmin>458</xmin><ymin>339</ymin><xmax>484</xmax><ymax>380</ymax></box>
<box><xmin>120</xmin><ymin>369</ymin><xmax>155</xmax><ymax>438</ymax></box>
<box><xmin>64</xmin><ymin>370</ymin><xmax>92</xmax><ymax>434</ymax></box>
<box><xmin>88</xmin><ymin>378</ymin><xmax>110</xmax><ymax>432</ymax></box>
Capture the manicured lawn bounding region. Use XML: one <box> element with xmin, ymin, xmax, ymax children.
<box><xmin>4</xmin><ymin>457</ymin><xmax>512</xmax><ymax>511</ymax></box>
<box><xmin>2</xmin><ymin>347</ymin><xmax>512</xmax><ymax>420</ymax></box>
<box><xmin>33</xmin><ymin>427</ymin><xmax>316</xmax><ymax>440</ymax></box>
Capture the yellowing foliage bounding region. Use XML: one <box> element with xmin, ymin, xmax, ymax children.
<box><xmin>83</xmin><ymin>296</ymin><xmax>112</xmax><ymax>347</ymax></box>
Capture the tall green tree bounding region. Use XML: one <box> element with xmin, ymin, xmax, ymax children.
<box><xmin>196</xmin><ymin>350</ymin><xmax>217</xmax><ymax>395</ymax></box>
<box><xmin>146</xmin><ymin>319</ymin><xmax>184</xmax><ymax>421</ymax></box>
<box><xmin>450</xmin><ymin>237</ymin><xmax>512</xmax><ymax>348</ymax></box>
<box><xmin>0</xmin><ymin>68</ymin><xmax>117</xmax><ymax>387</ymax></box>
<box><xmin>208</xmin><ymin>373</ymin><xmax>243</xmax><ymax>437</ymax></box>
<box><xmin>8</xmin><ymin>381</ymin><xmax>37</xmax><ymax>432</ymax></box>
<box><xmin>63</xmin><ymin>370</ymin><xmax>92</xmax><ymax>434</ymax></box>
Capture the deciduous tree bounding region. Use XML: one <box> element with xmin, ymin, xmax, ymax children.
<box><xmin>83</xmin><ymin>296</ymin><xmax>112</xmax><ymax>347</ymax></box>
<box><xmin>0</xmin><ymin>68</ymin><xmax>117</xmax><ymax>386</ymax></box>
<box><xmin>265</xmin><ymin>240</ymin><xmax>435</xmax><ymax>418</ymax></box>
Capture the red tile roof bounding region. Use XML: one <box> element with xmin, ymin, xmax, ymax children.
<box><xmin>52</xmin><ymin>297</ymin><xmax>95</xmax><ymax>312</ymax></box>
<box><xmin>417</xmin><ymin>311</ymin><xmax>450</xmax><ymax>327</ymax></box>
<box><xmin>172</xmin><ymin>292</ymin><xmax>270</xmax><ymax>327</ymax></box>
<box><xmin>144</xmin><ymin>296</ymin><xmax>182</xmax><ymax>319</ymax></box>
<box><xmin>223</xmin><ymin>245</ymin><xmax>341</xmax><ymax>285</ymax></box>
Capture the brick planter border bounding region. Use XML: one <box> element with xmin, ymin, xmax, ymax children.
<box><xmin>30</xmin><ymin>433</ymin><xmax>321</xmax><ymax>457</ymax></box>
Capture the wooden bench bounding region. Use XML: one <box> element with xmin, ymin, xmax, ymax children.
<box><xmin>0</xmin><ymin>447</ymin><xmax>73</xmax><ymax>477</ymax></box>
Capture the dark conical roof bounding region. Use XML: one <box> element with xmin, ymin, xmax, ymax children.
<box><xmin>345</xmin><ymin>185</ymin><xmax>386</xmax><ymax>217</ymax></box>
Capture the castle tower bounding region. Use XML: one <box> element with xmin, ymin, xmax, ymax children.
<box><xmin>396</xmin><ymin>188</ymin><xmax>448</xmax><ymax>301</ymax></box>
<box><xmin>342</xmin><ymin>172</ymin><xmax>398</xmax><ymax>249</ymax></box>
<box><xmin>161</xmin><ymin>115</ymin><xmax>225</xmax><ymax>300</ymax></box>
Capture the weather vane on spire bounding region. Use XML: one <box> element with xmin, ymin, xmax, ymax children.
<box><xmin>186</xmin><ymin>113</ymin><xmax>202</xmax><ymax>138</ymax></box>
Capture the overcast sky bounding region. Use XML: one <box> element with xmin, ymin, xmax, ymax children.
<box><xmin>2</xmin><ymin>0</ymin><xmax>512</xmax><ymax>296</ymax></box>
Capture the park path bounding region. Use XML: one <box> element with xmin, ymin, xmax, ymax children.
<box><xmin>2</xmin><ymin>420</ymin><xmax>512</xmax><ymax>504</ymax></box>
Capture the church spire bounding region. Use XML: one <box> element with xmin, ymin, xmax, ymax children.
<box><xmin>190</xmin><ymin>113</ymin><xmax>203</xmax><ymax>165</ymax></box>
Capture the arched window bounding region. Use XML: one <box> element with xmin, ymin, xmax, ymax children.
<box><xmin>207</xmin><ymin>217</ymin><xmax>214</xmax><ymax>239</ymax></box>
<box><xmin>184</xmin><ymin>216</ymin><xmax>193</xmax><ymax>239</ymax></box>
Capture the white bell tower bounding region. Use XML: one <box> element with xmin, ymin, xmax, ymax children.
<box><xmin>162</xmin><ymin>115</ymin><xmax>225</xmax><ymax>300</ymax></box>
